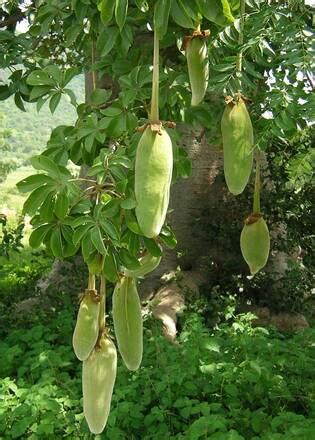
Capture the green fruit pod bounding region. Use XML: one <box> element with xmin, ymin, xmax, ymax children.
<box><xmin>221</xmin><ymin>97</ymin><xmax>254</xmax><ymax>195</ymax></box>
<box><xmin>82</xmin><ymin>336</ymin><xmax>117</xmax><ymax>434</ymax></box>
<box><xmin>240</xmin><ymin>215</ymin><xmax>270</xmax><ymax>275</ymax></box>
<box><xmin>112</xmin><ymin>276</ymin><xmax>143</xmax><ymax>371</ymax></box>
<box><xmin>72</xmin><ymin>290</ymin><xmax>100</xmax><ymax>361</ymax></box>
<box><xmin>186</xmin><ymin>36</ymin><xmax>209</xmax><ymax>106</ymax></box>
<box><xmin>135</xmin><ymin>126</ymin><xmax>173</xmax><ymax>238</ymax></box>
<box><xmin>123</xmin><ymin>252</ymin><xmax>161</xmax><ymax>277</ymax></box>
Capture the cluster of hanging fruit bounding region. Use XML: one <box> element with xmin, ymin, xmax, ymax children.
<box><xmin>73</xmin><ymin>253</ymin><xmax>161</xmax><ymax>434</ymax></box>
<box><xmin>72</xmin><ymin>24</ymin><xmax>169</xmax><ymax>435</ymax></box>
<box><xmin>184</xmin><ymin>22</ymin><xmax>270</xmax><ymax>276</ymax></box>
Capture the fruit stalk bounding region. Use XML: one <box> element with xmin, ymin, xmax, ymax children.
<box><xmin>99</xmin><ymin>273</ymin><xmax>106</xmax><ymax>331</ymax></box>
<box><xmin>150</xmin><ymin>29</ymin><xmax>159</xmax><ymax>123</ymax></box>
<box><xmin>253</xmin><ymin>152</ymin><xmax>261</xmax><ymax>214</ymax></box>
<box><xmin>88</xmin><ymin>272</ymin><xmax>95</xmax><ymax>290</ymax></box>
<box><xmin>236</xmin><ymin>0</ymin><xmax>246</xmax><ymax>76</ymax></box>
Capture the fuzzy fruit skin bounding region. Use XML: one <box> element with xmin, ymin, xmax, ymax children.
<box><xmin>73</xmin><ymin>293</ymin><xmax>100</xmax><ymax>361</ymax></box>
<box><xmin>221</xmin><ymin>99</ymin><xmax>254</xmax><ymax>195</ymax></box>
<box><xmin>186</xmin><ymin>37</ymin><xmax>209</xmax><ymax>106</ymax></box>
<box><xmin>135</xmin><ymin>126</ymin><xmax>173</xmax><ymax>238</ymax></box>
<box><xmin>112</xmin><ymin>276</ymin><xmax>143</xmax><ymax>371</ymax></box>
<box><xmin>123</xmin><ymin>253</ymin><xmax>161</xmax><ymax>277</ymax></box>
<box><xmin>82</xmin><ymin>336</ymin><xmax>117</xmax><ymax>434</ymax></box>
<box><xmin>240</xmin><ymin>217</ymin><xmax>270</xmax><ymax>275</ymax></box>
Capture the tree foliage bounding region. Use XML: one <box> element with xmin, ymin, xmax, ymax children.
<box><xmin>0</xmin><ymin>0</ymin><xmax>313</xmax><ymax>269</ymax></box>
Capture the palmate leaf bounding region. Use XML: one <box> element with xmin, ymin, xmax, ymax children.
<box><xmin>23</xmin><ymin>186</ymin><xmax>55</xmax><ymax>216</ymax></box>
<box><xmin>103</xmin><ymin>249</ymin><xmax>119</xmax><ymax>282</ymax></box>
<box><xmin>17</xmin><ymin>174</ymin><xmax>55</xmax><ymax>193</ymax></box>
<box><xmin>50</xmin><ymin>227</ymin><xmax>63</xmax><ymax>258</ymax></box>
<box><xmin>90</xmin><ymin>226</ymin><xmax>107</xmax><ymax>255</ymax></box>
<box><xmin>29</xmin><ymin>224</ymin><xmax>53</xmax><ymax>248</ymax></box>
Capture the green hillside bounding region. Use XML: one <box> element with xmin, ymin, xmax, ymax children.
<box><xmin>0</xmin><ymin>74</ymin><xmax>85</xmax><ymax>169</ymax></box>
<box><xmin>0</xmin><ymin>74</ymin><xmax>84</xmax><ymax>214</ymax></box>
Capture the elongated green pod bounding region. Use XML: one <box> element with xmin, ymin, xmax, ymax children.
<box><xmin>221</xmin><ymin>97</ymin><xmax>254</xmax><ymax>195</ymax></box>
<box><xmin>82</xmin><ymin>336</ymin><xmax>117</xmax><ymax>434</ymax></box>
<box><xmin>123</xmin><ymin>253</ymin><xmax>161</xmax><ymax>277</ymax></box>
<box><xmin>72</xmin><ymin>290</ymin><xmax>100</xmax><ymax>361</ymax></box>
<box><xmin>186</xmin><ymin>36</ymin><xmax>209</xmax><ymax>106</ymax></box>
<box><xmin>112</xmin><ymin>276</ymin><xmax>143</xmax><ymax>371</ymax></box>
<box><xmin>135</xmin><ymin>126</ymin><xmax>173</xmax><ymax>238</ymax></box>
<box><xmin>240</xmin><ymin>214</ymin><xmax>270</xmax><ymax>275</ymax></box>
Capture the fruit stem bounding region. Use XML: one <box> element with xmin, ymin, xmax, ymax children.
<box><xmin>99</xmin><ymin>274</ymin><xmax>106</xmax><ymax>330</ymax></box>
<box><xmin>236</xmin><ymin>0</ymin><xmax>245</xmax><ymax>76</ymax></box>
<box><xmin>150</xmin><ymin>28</ymin><xmax>160</xmax><ymax>123</ymax></box>
<box><xmin>88</xmin><ymin>273</ymin><xmax>95</xmax><ymax>290</ymax></box>
<box><xmin>91</xmin><ymin>40</ymin><xmax>97</xmax><ymax>92</ymax></box>
<box><xmin>253</xmin><ymin>151</ymin><xmax>261</xmax><ymax>214</ymax></box>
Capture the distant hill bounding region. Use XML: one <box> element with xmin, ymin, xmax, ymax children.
<box><xmin>1</xmin><ymin>74</ymin><xmax>85</xmax><ymax>167</ymax></box>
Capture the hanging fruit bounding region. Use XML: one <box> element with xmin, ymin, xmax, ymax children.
<box><xmin>123</xmin><ymin>252</ymin><xmax>161</xmax><ymax>277</ymax></box>
<box><xmin>134</xmin><ymin>27</ymin><xmax>174</xmax><ymax>238</ymax></box>
<box><xmin>72</xmin><ymin>286</ymin><xmax>100</xmax><ymax>361</ymax></box>
<box><xmin>221</xmin><ymin>95</ymin><xmax>254</xmax><ymax>195</ymax></box>
<box><xmin>183</xmin><ymin>29</ymin><xmax>210</xmax><ymax>106</ymax></box>
<box><xmin>240</xmin><ymin>153</ymin><xmax>270</xmax><ymax>275</ymax></box>
<box><xmin>82</xmin><ymin>335</ymin><xmax>117</xmax><ymax>434</ymax></box>
<box><xmin>112</xmin><ymin>276</ymin><xmax>143</xmax><ymax>371</ymax></box>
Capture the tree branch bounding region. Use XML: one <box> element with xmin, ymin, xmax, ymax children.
<box><xmin>0</xmin><ymin>9</ymin><xmax>25</xmax><ymax>29</ymax></box>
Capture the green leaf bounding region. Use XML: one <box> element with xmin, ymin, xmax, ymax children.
<box><xmin>14</xmin><ymin>93</ymin><xmax>26</xmax><ymax>112</ymax></box>
<box><xmin>125</xmin><ymin>210</ymin><xmax>142</xmax><ymax>235</ymax></box>
<box><xmin>40</xmin><ymin>193</ymin><xmax>56</xmax><ymax>222</ymax></box>
<box><xmin>98</xmin><ymin>0</ymin><xmax>116</xmax><ymax>24</ymax></box>
<box><xmin>154</xmin><ymin>0</ymin><xmax>171</xmax><ymax>39</ymax></box>
<box><xmin>82</xmin><ymin>234</ymin><xmax>94</xmax><ymax>262</ymax></box>
<box><xmin>44</xmin><ymin>65</ymin><xmax>63</xmax><ymax>84</ymax></box>
<box><xmin>97</xmin><ymin>27</ymin><xmax>120</xmax><ymax>56</ymax></box>
<box><xmin>119</xmin><ymin>248</ymin><xmax>141</xmax><ymax>270</ymax></box>
<box><xmin>50</xmin><ymin>227</ymin><xmax>64</xmax><ymax>258</ymax></box>
<box><xmin>27</xmin><ymin>70</ymin><xmax>56</xmax><ymax>86</ymax></box>
<box><xmin>115</xmin><ymin>0</ymin><xmax>128</xmax><ymax>31</ymax></box>
<box><xmin>49</xmin><ymin>92</ymin><xmax>62</xmax><ymax>114</ymax></box>
<box><xmin>90</xmin><ymin>226</ymin><xmax>107</xmax><ymax>255</ymax></box>
<box><xmin>54</xmin><ymin>190</ymin><xmax>69</xmax><ymax>220</ymax></box>
<box><xmin>23</xmin><ymin>186</ymin><xmax>54</xmax><ymax>216</ymax></box>
<box><xmin>120</xmin><ymin>197</ymin><xmax>136</xmax><ymax>209</ymax></box>
<box><xmin>31</xmin><ymin>155</ymin><xmax>70</xmax><ymax>179</ymax></box>
<box><xmin>30</xmin><ymin>85</ymin><xmax>51</xmax><ymax>100</ymax></box>
<box><xmin>102</xmin><ymin>199</ymin><xmax>121</xmax><ymax>217</ymax></box>
<box><xmin>29</xmin><ymin>224</ymin><xmax>52</xmax><ymax>248</ymax></box>
<box><xmin>143</xmin><ymin>237</ymin><xmax>162</xmax><ymax>257</ymax></box>
<box><xmin>17</xmin><ymin>174</ymin><xmax>55</xmax><ymax>193</ymax></box>
<box><xmin>170</xmin><ymin>0</ymin><xmax>194</xmax><ymax>28</ymax></box>
<box><xmin>90</xmin><ymin>88</ymin><xmax>111</xmax><ymax>106</ymax></box>
<box><xmin>103</xmin><ymin>250</ymin><xmax>119</xmax><ymax>282</ymax></box>
<box><xmin>100</xmin><ymin>219</ymin><xmax>120</xmax><ymax>241</ymax></box>
<box><xmin>73</xmin><ymin>223</ymin><xmax>93</xmax><ymax>245</ymax></box>
<box><xmin>159</xmin><ymin>225</ymin><xmax>177</xmax><ymax>248</ymax></box>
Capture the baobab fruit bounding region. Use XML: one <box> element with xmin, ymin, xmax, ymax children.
<box><xmin>240</xmin><ymin>214</ymin><xmax>270</xmax><ymax>275</ymax></box>
<box><xmin>186</xmin><ymin>36</ymin><xmax>209</xmax><ymax>106</ymax></box>
<box><xmin>82</xmin><ymin>335</ymin><xmax>117</xmax><ymax>434</ymax></box>
<box><xmin>72</xmin><ymin>290</ymin><xmax>100</xmax><ymax>361</ymax></box>
<box><xmin>112</xmin><ymin>276</ymin><xmax>143</xmax><ymax>371</ymax></box>
<box><xmin>221</xmin><ymin>96</ymin><xmax>254</xmax><ymax>195</ymax></box>
<box><xmin>123</xmin><ymin>252</ymin><xmax>161</xmax><ymax>277</ymax></box>
<box><xmin>135</xmin><ymin>125</ymin><xmax>173</xmax><ymax>238</ymax></box>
